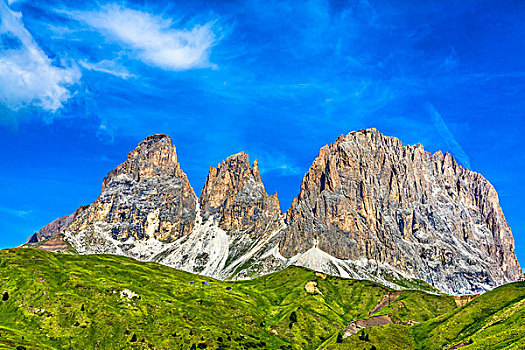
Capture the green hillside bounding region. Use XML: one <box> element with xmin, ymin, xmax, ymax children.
<box><xmin>329</xmin><ymin>280</ymin><xmax>525</xmax><ymax>350</ymax></box>
<box><xmin>412</xmin><ymin>281</ymin><xmax>525</xmax><ymax>350</ymax></box>
<box><xmin>0</xmin><ymin>248</ymin><xmax>522</xmax><ymax>349</ymax></box>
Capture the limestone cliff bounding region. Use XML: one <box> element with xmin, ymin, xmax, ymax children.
<box><xmin>154</xmin><ymin>152</ymin><xmax>284</xmax><ymax>278</ymax></box>
<box><xmin>280</xmin><ymin>128</ymin><xmax>522</xmax><ymax>293</ymax></box>
<box><xmin>199</xmin><ymin>152</ymin><xmax>281</xmax><ymax>235</ymax></box>
<box><xmin>63</xmin><ymin>135</ymin><xmax>197</xmax><ymax>259</ymax></box>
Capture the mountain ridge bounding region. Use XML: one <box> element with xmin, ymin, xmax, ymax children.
<box><xmin>28</xmin><ymin>128</ymin><xmax>523</xmax><ymax>294</ymax></box>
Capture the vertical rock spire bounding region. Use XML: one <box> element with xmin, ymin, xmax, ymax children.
<box><xmin>199</xmin><ymin>152</ymin><xmax>281</xmax><ymax>234</ymax></box>
<box><xmin>63</xmin><ymin>135</ymin><xmax>197</xmax><ymax>259</ymax></box>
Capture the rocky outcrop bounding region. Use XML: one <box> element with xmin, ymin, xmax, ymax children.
<box><xmin>63</xmin><ymin>135</ymin><xmax>197</xmax><ymax>259</ymax></box>
<box><xmin>453</xmin><ymin>294</ymin><xmax>480</xmax><ymax>307</ymax></box>
<box><xmin>280</xmin><ymin>128</ymin><xmax>522</xmax><ymax>293</ymax></box>
<box><xmin>25</xmin><ymin>234</ymin><xmax>73</xmax><ymax>253</ymax></box>
<box><xmin>154</xmin><ymin>152</ymin><xmax>284</xmax><ymax>278</ymax></box>
<box><xmin>200</xmin><ymin>152</ymin><xmax>281</xmax><ymax>235</ymax></box>
<box><xmin>27</xmin><ymin>206</ymin><xmax>86</xmax><ymax>243</ymax></box>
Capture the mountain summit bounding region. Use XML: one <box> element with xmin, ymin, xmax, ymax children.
<box><xmin>30</xmin><ymin>129</ymin><xmax>522</xmax><ymax>294</ymax></box>
<box><xmin>281</xmin><ymin>128</ymin><xmax>521</xmax><ymax>293</ymax></box>
<box><xmin>62</xmin><ymin>134</ymin><xmax>198</xmax><ymax>259</ymax></box>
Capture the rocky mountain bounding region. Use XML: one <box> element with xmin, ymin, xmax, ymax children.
<box><xmin>199</xmin><ymin>153</ymin><xmax>281</xmax><ymax>235</ymax></box>
<box><xmin>280</xmin><ymin>129</ymin><xmax>522</xmax><ymax>294</ymax></box>
<box><xmin>28</xmin><ymin>129</ymin><xmax>523</xmax><ymax>294</ymax></box>
<box><xmin>62</xmin><ymin>134</ymin><xmax>198</xmax><ymax>260</ymax></box>
<box><xmin>152</xmin><ymin>152</ymin><xmax>285</xmax><ymax>278</ymax></box>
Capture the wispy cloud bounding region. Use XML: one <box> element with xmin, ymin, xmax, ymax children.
<box><xmin>78</xmin><ymin>59</ymin><xmax>135</xmax><ymax>79</ymax></box>
<box><xmin>0</xmin><ymin>206</ymin><xmax>32</xmax><ymax>218</ymax></box>
<box><xmin>426</xmin><ymin>103</ymin><xmax>471</xmax><ymax>168</ymax></box>
<box><xmin>66</xmin><ymin>4</ymin><xmax>219</xmax><ymax>71</ymax></box>
<box><xmin>250</xmin><ymin>149</ymin><xmax>304</xmax><ymax>176</ymax></box>
<box><xmin>0</xmin><ymin>1</ymin><xmax>80</xmax><ymax>113</ymax></box>
<box><xmin>96</xmin><ymin>120</ymin><xmax>115</xmax><ymax>143</ymax></box>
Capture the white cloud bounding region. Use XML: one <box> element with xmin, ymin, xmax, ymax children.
<box><xmin>0</xmin><ymin>206</ymin><xmax>32</xmax><ymax>217</ymax></box>
<box><xmin>0</xmin><ymin>1</ymin><xmax>80</xmax><ymax>113</ymax></box>
<box><xmin>69</xmin><ymin>5</ymin><xmax>218</xmax><ymax>71</ymax></box>
<box><xmin>78</xmin><ymin>59</ymin><xmax>135</xmax><ymax>79</ymax></box>
<box><xmin>96</xmin><ymin>120</ymin><xmax>115</xmax><ymax>143</ymax></box>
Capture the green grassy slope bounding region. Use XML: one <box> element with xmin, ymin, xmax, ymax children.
<box><xmin>0</xmin><ymin>248</ymin><xmax>521</xmax><ymax>349</ymax></box>
<box><xmin>412</xmin><ymin>281</ymin><xmax>525</xmax><ymax>350</ymax></box>
<box><xmin>325</xmin><ymin>281</ymin><xmax>525</xmax><ymax>350</ymax></box>
<box><xmin>373</xmin><ymin>289</ymin><xmax>456</xmax><ymax>324</ymax></box>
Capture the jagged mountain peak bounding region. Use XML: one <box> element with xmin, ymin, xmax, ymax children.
<box><xmin>102</xmin><ymin>134</ymin><xmax>184</xmax><ymax>192</ymax></box>
<box><xmin>281</xmin><ymin>128</ymin><xmax>521</xmax><ymax>293</ymax></box>
<box><xmin>212</xmin><ymin>151</ymin><xmax>263</xmax><ymax>183</ymax></box>
<box><xmin>200</xmin><ymin>151</ymin><xmax>281</xmax><ymax>233</ymax></box>
<box><xmin>223</xmin><ymin>150</ymin><xmax>248</xmax><ymax>161</ymax></box>
<box><xmin>140</xmin><ymin>133</ymin><xmax>171</xmax><ymax>144</ymax></box>
<box><xmin>333</xmin><ymin>128</ymin><xmax>426</xmax><ymax>153</ymax></box>
<box><xmin>61</xmin><ymin>134</ymin><xmax>197</xmax><ymax>254</ymax></box>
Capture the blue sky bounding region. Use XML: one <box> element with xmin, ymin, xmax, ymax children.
<box><xmin>0</xmin><ymin>0</ymin><xmax>524</xmax><ymax>266</ymax></box>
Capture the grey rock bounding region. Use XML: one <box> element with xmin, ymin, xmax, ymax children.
<box><xmin>280</xmin><ymin>128</ymin><xmax>522</xmax><ymax>294</ymax></box>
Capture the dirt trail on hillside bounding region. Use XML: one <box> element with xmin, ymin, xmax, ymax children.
<box><xmin>369</xmin><ymin>291</ymin><xmax>401</xmax><ymax>316</ymax></box>
<box><xmin>343</xmin><ymin>291</ymin><xmax>402</xmax><ymax>338</ymax></box>
<box><xmin>343</xmin><ymin>315</ymin><xmax>393</xmax><ymax>337</ymax></box>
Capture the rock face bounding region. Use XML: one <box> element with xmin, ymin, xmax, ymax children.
<box><xmin>27</xmin><ymin>206</ymin><xmax>86</xmax><ymax>243</ymax></box>
<box><xmin>30</xmin><ymin>129</ymin><xmax>523</xmax><ymax>294</ymax></box>
<box><xmin>200</xmin><ymin>152</ymin><xmax>281</xmax><ymax>234</ymax></box>
<box><xmin>26</xmin><ymin>234</ymin><xmax>72</xmax><ymax>253</ymax></box>
<box><xmin>154</xmin><ymin>152</ymin><xmax>284</xmax><ymax>278</ymax></box>
<box><xmin>63</xmin><ymin>135</ymin><xmax>197</xmax><ymax>260</ymax></box>
<box><xmin>280</xmin><ymin>128</ymin><xmax>522</xmax><ymax>293</ymax></box>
